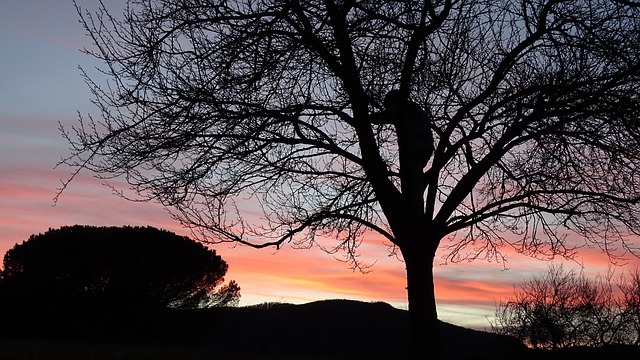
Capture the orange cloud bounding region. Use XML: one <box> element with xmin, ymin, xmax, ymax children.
<box><xmin>215</xmin><ymin>244</ymin><xmax>408</xmax><ymax>304</ymax></box>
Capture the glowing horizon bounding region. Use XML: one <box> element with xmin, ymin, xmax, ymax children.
<box><xmin>2</xmin><ymin>166</ymin><xmax>636</xmax><ymax>330</ymax></box>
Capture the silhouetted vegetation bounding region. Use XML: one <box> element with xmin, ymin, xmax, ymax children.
<box><xmin>1</xmin><ymin>298</ymin><xmax>639</xmax><ymax>359</ymax></box>
<box><xmin>61</xmin><ymin>1</ymin><xmax>640</xmax><ymax>358</ymax></box>
<box><xmin>0</xmin><ymin>225</ymin><xmax>239</xmax><ymax>311</ymax></box>
<box><xmin>493</xmin><ymin>265</ymin><xmax>640</xmax><ymax>349</ymax></box>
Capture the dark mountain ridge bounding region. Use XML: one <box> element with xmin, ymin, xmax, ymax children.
<box><xmin>202</xmin><ymin>299</ymin><xmax>526</xmax><ymax>359</ymax></box>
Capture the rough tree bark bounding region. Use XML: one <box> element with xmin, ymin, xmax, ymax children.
<box><xmin>403</xmin><ymin>241</ymin><xmax>441</xmax><ymax>359</ymax></box>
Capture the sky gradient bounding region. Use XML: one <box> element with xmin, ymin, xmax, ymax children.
<box><xmin>1</xmin><ymin>0</ymin><xmax>639</xmax><ymax>330</ymax></box>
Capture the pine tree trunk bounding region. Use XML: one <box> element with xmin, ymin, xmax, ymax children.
<box><xmin>402</xmin><ymin>245</ymin><xmax>441</xmax><ymax>360</ymax></box>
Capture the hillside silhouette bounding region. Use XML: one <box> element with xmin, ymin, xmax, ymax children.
<box><xmin>1</xmin><ymin>297</ymin><xmax>522</xmax><ymax>359</ymax></box>
<box><xmin>201</xmin><ymin>299</ymin><xmax>525</xmax><ymax>359</ymax></box>
<box><xmin>3</xmin><ymin>298</ymin><xmax>639</xmax><ymax>359</ymax></box>
<box><xmin>199</xmin><ymin>300</ymin><xmax>640</xmax><ymax>359</ymax></box>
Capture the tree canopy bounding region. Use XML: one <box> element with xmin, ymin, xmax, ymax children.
<box><xmin>60</xmin><ymin>1</ymin><xmax>640</xmax><ymax>358</ymax></box>
<box><xmin>63</xmin><ymin>0</ymin><xmax>640</xmax><ymax>259</ymax></box>
<box><xmin>1</xmin><ymin>225</ymin><xmax>240</xmax><ymax>309</ymax></box>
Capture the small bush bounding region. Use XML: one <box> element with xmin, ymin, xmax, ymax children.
<box><xmin>493</xmin><ymin>265</ymin><xmax>640</xmax><ymax>349</ymax></box>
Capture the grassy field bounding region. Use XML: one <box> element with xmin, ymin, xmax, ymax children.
<box><xmin>0</xmin><ymin>338</ymin><xmax>339</xmax><ymax>360</ymax></box>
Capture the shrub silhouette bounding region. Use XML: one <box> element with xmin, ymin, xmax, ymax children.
<box><xmin>0</xmin><ymin>225</ymin><xmax>239</xmax><ymax>311</ymax></box>
<box><xmin>493</xmin><ymin>265</ymin><xmax>640</xmax><ymax>349</ymax></box>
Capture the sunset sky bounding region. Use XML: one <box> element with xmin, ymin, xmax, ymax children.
<box><xmin>2</xmin><ymin>0</ymin><xmax>639</xmax><ymax>330</ymax></box>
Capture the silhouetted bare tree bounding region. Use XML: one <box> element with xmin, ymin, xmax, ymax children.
<box><xmin>493</xmin><ymin>265</ymin><xmax>640</xmax><ymax>349</ymax></box>
<box><xmin>620</xmin><ymin>268</ymin><xmax>640</xmax><ymax>346</ymax></box>
<box><xmin>60</xmin><ymin>1</ymin><xmax>640</xmax><ymax>358</ymax></box>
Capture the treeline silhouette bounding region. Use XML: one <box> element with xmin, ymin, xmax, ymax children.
<box><xmin>0</xmin><ymin>225</ymin><xmax>238</xmax><ymax>343</ymax></box>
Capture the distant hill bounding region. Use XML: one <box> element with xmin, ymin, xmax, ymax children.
<box><xmin>201</xmin><ymin>299</ymin><xmax>526</xmax><ymax>359</ymax></box>
<box><xmin>4</xmin><ymin>297</ymin><xmax>638</xmax><ymax>359</ymax></box>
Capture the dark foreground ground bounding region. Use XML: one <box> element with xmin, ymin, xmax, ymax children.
<box><xmin>1</xmin><ymin>299</ymin><xmax>638</xmax><ymax>359</ymax></box>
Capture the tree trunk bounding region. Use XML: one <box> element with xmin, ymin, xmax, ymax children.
<box><xmin>403</xmin><ymin>245</ymin><xmax>441</xmax><ymax>360</ymax></box>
